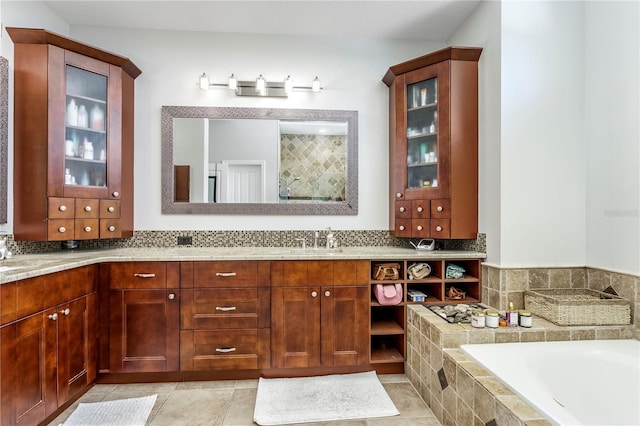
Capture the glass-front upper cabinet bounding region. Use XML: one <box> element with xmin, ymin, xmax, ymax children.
<box><xmin>65</xmin><ymin>65</ymin><xmax>108</xmax><ymax>188</ymax></box>
<box><xmin>406</xmin><ymin>77</ymin><xmax>438</xmax><ymax>190</ymax></box>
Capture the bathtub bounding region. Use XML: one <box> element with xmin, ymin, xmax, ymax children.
<box><xmin>461</xmin><ymin>340</ymin><xmax>640</xmax><ymax>426</ymax></box>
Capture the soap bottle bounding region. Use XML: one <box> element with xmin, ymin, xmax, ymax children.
<box><xmin>90</xmin><ymin>104</ymin><xmax>104</xmax><ymax>130</ymax></box>
<box><xmin>66</xmin><ymin>99</ymin><xmax>78</xmax><ymax>126</ymax></box>
<box><xmin>77</xmin><ymin>105</ymin><xmax>88</xmax><ymax>128</ymax></box>
<box><xmin>0</xmin><ymin>238</ymin><xmax>6</xmax><ymax>260</ymax></box>
<box><xmin>506</xmin><ymin>302</ymin><xmax>518</xmax><ymax>327</ymax></box>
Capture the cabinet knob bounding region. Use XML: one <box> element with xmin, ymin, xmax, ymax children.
<box><xmin>311</xmin><ymin>291</ymin><xmax>318</xmax><ymax>298</ymax></box>
<box><xmin>84</xmin><ymin>226</ymin><xmax>92</xmax><ymax>232</ymax></box>
<box><xmin>60</xmin><ymin>308</ymin><xmax>70</xmax><ymax>316</ymax></box>
<box><xmin>399</xmin><ymin>225</ymin><xmax>405</xmax><ymax>231</ymax></box>
<box><xmin>436</xmin><ymin>226</ymin><xmax>443</xmax><ymax>232</ymax></box>
<box><xmin>417</xmin><ymin>207</ymin><xmax>423</xmax><ymax>213</ymax></box>
<box><xmin>59</xmin><ymin>205</ymin><xmax>67</xmax><ymax>212</ymax></box>
<box><xmin>396</xmin><ymin>192</ymin><xmax>403</xmax><ymax>198</ymax></box>
<box><xmin>437</xmin><ymin>206</ymin><xmax>443</xmax><ymax>212</ymax></box>
<box><xmin>108</xmin><ymin>206</ymin><xmax>115</xmax><ymax>213</ymax></box>
<box><xmin>324</xmin><ymin>290</ymin><xmax>331</xmax><ymax>297</ymax></box>
<box><xmin>58</xmin><ymin>227</ymin><xmax>66</xmax><ymax>233</ymax></box>
<box><xmin>108</xmin><ymin>226</ymin><xmax>116</xmax><ymax>232</ymax></box>
<box><xmin>399</xmin><ymin>207</ymin><xmax>405</xmax><ymax>212</ymax></box>
<box><xmin>112</xmin><ymin>191</ymin><xmax>120</xmax><ymax>198</ymax></box>
<box><xmin>84</xmin><ymin>205</ymin><xmax>92</xmax><ymax>212</ymax></box>
<box><xmin>417</xmin><ymin>225</ymin><xmax>423</xmax><ymax>231</ymax></box>
<box><xmin>48</xmin><ymin>313</ymin><xmax>58</xmax><ymax>321</ymax></box>
<box><xmin>168</xmin><ymin>293</ymin><xmax>175</xmax><ymax>300</ymax></box>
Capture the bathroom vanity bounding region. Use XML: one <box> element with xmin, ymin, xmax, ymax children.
<box><xmin>0</xmin><ymin>247</ymin><xmax>483</xmax><ymax>425</ymax></box>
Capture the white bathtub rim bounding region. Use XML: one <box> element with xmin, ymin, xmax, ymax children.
<box><xmin>460</xmin><ymin>339</ymin><xmax>640</xmax><ymax>426</ymax></box>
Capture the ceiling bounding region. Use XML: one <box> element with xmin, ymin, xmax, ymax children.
<box><xmin>42</xmin><ymin>0</ymin><xmax>481</xmax><ymax>41</ymax></box>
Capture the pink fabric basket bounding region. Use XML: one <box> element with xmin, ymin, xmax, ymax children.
<box><xmin>373</xmin><ymin>283</ymin><xmax>403</xmax><ymax>305</ymax></box>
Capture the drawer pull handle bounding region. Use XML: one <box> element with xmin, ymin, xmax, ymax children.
<box><xmin>59</xmin><ymin>205</ymin><xmax>67</xmax><ymax>212</ymax></box>
<box><xmin>215</xmin><ymin>347</ymin><xmax>237</xmax><ymax>353</ymax></box>
<box><xmin>58</xmin><ymin>227</ymin><xmax>66</xmax><ymax>233</ymax></box>
<box><xmin>417</xmin><ymin>225</ymin><xmax>423</xmax><ymax>231</ymax></box>
<box><xmin>215</xmin><ymin>272</ymin><xmax>237</xmax><ymax>277</ymax></box>
<box><xmin>216</xmin><ymin>306</ymin><xmax>237</xmax><ymax>311</ymax></box>
<box><xmin>112</xmin><ymin>191</ymin><xmax>120</xmax><ymax>197</ymax></box>
<box><xmin>399</xmin><ymin>207</ymin><xmax>405</xmax><ymax>212</ymax></box>
<box><xmin>108</xmin><ymin>206</ymin><xmax>116</xmax><ymax>213</ymax></box>
<box><xmin>399</xmin><ymin>225</ymin><xmax>405</xmax><ymax>231</ymax></box>
<box><xmin>436</xmin><ymin>226</ymin><xmax>443</xmax><ymax>232</ymax></box>
<box><xmin>84</xmin><ymin>226</ymin><xmax>92</xmax><ymax>232</ymax></box>
<box><xmin>437</xmin><ymin>206</ymin><xmax>443</xmax><ymax>212</ymax></box>
<box><xmin>417</xmin><ymin>206</ymin><xmax>423</xmax><ymax>212</ymax></box>
<box><xmin>48</xmin><ymin>313</ymin><xmax>58</xmax><ymax>321</ymax></box>
<box><xmin>84</xmin><ymin>206</ymin><xmax>92</xmax><ymax>212</ymax></box>
<box><xmin>60</xmin><ymin>308</ymin><xmax>70</xmax><ymax>316</ymax></box>
<box><xmin>134</xmin><ymin>273</ymin><xmax>156</xmax><ymax>278</ymax></box>
<box><xmin>108</xmin><ymin>226</ymin><xmax>116</xmax><ymax>232</ymax></box>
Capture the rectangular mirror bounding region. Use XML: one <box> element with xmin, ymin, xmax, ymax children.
<box><xmin>161</xmin><ymin>106</ymin><xmax>358</xmax><ymax>215</ymax></box>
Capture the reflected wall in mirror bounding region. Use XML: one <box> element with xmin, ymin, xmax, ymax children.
<box><xmin>161</xmin><ymin>106</ymin><xmax>358</xmax><ymax>215</ymax></box>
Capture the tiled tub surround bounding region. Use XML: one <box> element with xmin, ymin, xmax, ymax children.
<box><xmin>405</xmin><ymin>305</ymin><xmax>635</xmax><ymax>426</ymax></box>
<box><xmin>483</xmin><ymin>264</ymin><xmax>640</xmax><ymax>340</ymax></box>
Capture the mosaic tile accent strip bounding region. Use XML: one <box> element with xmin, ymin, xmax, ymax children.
<box><xmin>5</xmin><ymin>231</ymin><xmax>486</xmax><ymax>255</ymax></box>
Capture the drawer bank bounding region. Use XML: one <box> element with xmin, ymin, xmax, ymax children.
<box><xmin>0</xmin><ymin>247</ymin><xmax>484</xmax><ymax>426</ymax></box>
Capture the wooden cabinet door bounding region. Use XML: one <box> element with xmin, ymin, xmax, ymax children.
<box><xmin>271</xmin><ymin>287</ymin><xmax>320</xmax><ymax>368</ymax></box>
<box><xmin>1</xmin><ymin>313</ymin><xmax>48</xmax><ymax>426</ymax></box>
<box><xmin>55</xmin><ymin>295</ymin><xmax>95</xmax><ymax>411</ymax></box>
<box><xmin>320</xmin><ymin>286</ymin><xmax>369</xmax><ymax>366</ymax></box>
<box><xmin>109</xmin><ymin>289</ymin><xmax>179</xmax><ymax>373</ymax></box>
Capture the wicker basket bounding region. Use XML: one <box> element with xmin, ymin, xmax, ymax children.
<box><xmin>524</xmin><ymin>288</ymin><xmax>631</xmax><ymax>326</ymax></box>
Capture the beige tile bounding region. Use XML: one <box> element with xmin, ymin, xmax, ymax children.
<box><xmin>476</xmin><ymin>377</ymin><xmax>515</xmax><ymax>396</ymax></box>
<box><xmin>455</xmin><ymin>367</ymin><xmax>474</xmax><ymax>408</ymax></box>
<box><xmin>458</xmin><ymin>361</ymin><xmax>492</xmax><ymax>378</ymax></box>
<box><xmin>503</xmin><ymin>269</ymin><xmax>528</xmax><ymax>292</ymax></box>
<box><xmin>175</xmin><ymin>380</ymin><xmax>236</xmax><ymax>390</ymax></box>
<box><xmin>497</xmin><ymin>395</ymin><xmax>545</xmax><ymax>421</ymax></box>
<box><xmin>520</xmin><ymin>330</ymin><xmax>545</xmax><ymax>342</ymax></box>
<box><xmin>441</xmin><ymin>331</ymin><xmax>468</xmax><ymax>348</ymax></box>
<box><xmin>149</xmin><ymin>388</ymin><xmax>233</xmax><ymax>425</ymax></box>
<box><xmin>442</xmin><ymin>356</ymin><xmax>457</xmax><ymax>392</ymax></box>
<box><xmin>525</xmin><ymin>419</ymin><xmax>554</xmax><ymax>426</ymax></box>
<box><xmin>366</xmin><ymin>417</ymin><xmax>440</xmax><ymax>425</ymax></box>
<box><xmin>549</xmin><ymin>269</ymin><xmax>571</xmax><ymax>288</ymax></box>
<box><xmin>221</xmin><ymin>388</ymin><xmax>257</xmax><ymax>425</ymax></box>
<box><xmin>468</xmin><ymin>330</ymin><xmax>496</xmax><ymax>344</ymax></box>
<box><xmin>473</xmin><ymin>381</ymin><xmax>496</xmax><ymax>422</ymax></box>
<box><xmin>495</xmin><ymin>330</ymin><xmax>520</xmax><ymax>343</ymax></box>
<box><xmin>528</xmin><ymin>269</ymin><xmax>549</xmax><ymax>289</ymax></box>
<box><xmin>441</xmin><ymin>388</ymin><xmax>457</xmax><ymax>420</ymax></box>
<box><xmin>595</xmin><ymin>327</ymin><xmax>621</xmax><ymax>340</ymax></box>
<box><xmin>570</xmin><ymin>328</ymin><xmax>596</xmax><ymax>340</ymax></box>
<box><xmin>112</xmin><ymin>382</ymin><xmax>178</xmax><ymax>395</ymax></box>
<box><xmin>456</xmin><ymin>399</ymin><xmax>473</xmax><ymax>426</ymax></box>
<box><xmin>570</xmin><ymin>268</ymin><xmax>586</xmax><ymax>289</ymax></box>
<box><xmin>382</xmin><ymin>382</ymin><xmax>433</xmax><ymax>418</ymax></box>
<box><xmin>235</xmin><ymin>379</ymin><xmax>259</xmax><ymax>389</ymax></box>
<box><xmin>378</xmin><ymin>374</ymin><xmax>409</xmax><ymax>384</ymax></box>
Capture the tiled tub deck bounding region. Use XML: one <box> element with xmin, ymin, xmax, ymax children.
<box><xmin>405</xmin><ymin>304</ymin><xmax>636</xmax><ymax>426</ymax></box>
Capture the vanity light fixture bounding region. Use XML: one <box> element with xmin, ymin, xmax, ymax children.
<box><xmin>197</xmin><ymin>73</ymin><xmax>322</xmax><ymax>97</ymax></box>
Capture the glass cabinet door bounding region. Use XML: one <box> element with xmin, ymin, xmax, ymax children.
<box><xmin>405</xmin><ymin>77</ymin><xmax>438</xmax><ymax>190</ymax></box>
<box><xmin>64</xmin><ymin>65</ymin><xmax>107</xmax><ymax>189</ymax></box>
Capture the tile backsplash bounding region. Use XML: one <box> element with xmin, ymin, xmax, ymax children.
<box><xmin>4</xmin><ymin>230</ymin><xmax>486</xmax><ymax>255</ymax></box>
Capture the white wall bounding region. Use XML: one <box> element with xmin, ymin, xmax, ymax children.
<box><xmin>585</xmin><ymin>1</ymin><xmax>640</xmax><ymax>274</ymax></box>
<box><xmin>174</xmin><ymin>118</ymin><xmax>207</xmax><ymax>202</ymax></box>
<box><xmin>53</xmin><ymin>26</ymin><xmax>440</xmax><ymax>231</ymax></box>
<box><xmin>447</xmin><ymin>0</ymin><xmax>502</xmax><ymax>264</ymax></box>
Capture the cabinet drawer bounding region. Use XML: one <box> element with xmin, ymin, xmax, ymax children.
<box><xmin>75</xmin><ymin>199</ymin><xmax>99</xmax><ymax>219</ymax></box>
<box><xmin>431</xmin><ymin>199</ymin><xmax>451</xmax><ymax>218</ymax></box>
<box><xmin>48</xmin><ymin>219</ymin><xmax>75</xmax><ymax>240</ymax></box>
<box><xmin>99</xmin><ymin>200</ymin><xmax>120</xmax><ymax>218</ymax></box>
<box><xmin>395</xmin><ymin>201</ymin><xmax>411</xmax><ymax>219</ymax></box>
<box><xmin>180</xmin><ymin>329</ymin><xmax>269</xmax><ymax>371</ymax></box>
<box><xmin>411</xmin><ymin>219</ymin><xmax>430</xmax><ymax>237</ymax></box>
<box><xmin>393</xmin><ymin>219</ymin><xmax>412</xmax><ymax>238</ymax></box>
<box><xmin>48</xmin><ymin>197</ymin><xmax>75</xmax><ymax>218</ymax></box>
<box><xmin>100</xmin><ymin>219</ymin><xmax>121</xmax><ymax>238</ymax></box>
<box><xmin>109</xmin><ymin>262</ymin><xmax>168</xmax><ymax>289</ymax></box>
<box><xmin>193</xmin><ymin>261</ymin><xmax>258</xmax><ymax>287</ymax></box>
<box><xmin>431</xmin><ymin>219</ymin><xmax>451</xmax><ymax>238</ymax></box>
<box><xmin>75</xmin><ymin>219</ymin><xmax>99</xmax><ymax>240</ymax></box>
<box><xmin>181</xmin><ymin>288</ymin><xmax>259</xmax><ymax>329</ymax></box>
<box><xmin>411</xmin><ymin>200</ymin><xmax>430</xmax><ymax>219</ymax></box>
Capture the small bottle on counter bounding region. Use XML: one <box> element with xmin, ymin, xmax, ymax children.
<box><xmin>485</xmin><ymin>310</ymin><xmax>499</xmax><ymax>328</ymax></box>
<box><xmin>471</xmin><ymin>310</ymin><xmax>485</xmax><ymax>328</ymax></box>
<box><xmin>519</xmin><ymin>310</ymin><xmax>532</xmax><ymax>328</ymax></box>
<box><xmin>506</xmin><ymin>302</ymin><xmax>518</xmax><ymax>327</ymax></box>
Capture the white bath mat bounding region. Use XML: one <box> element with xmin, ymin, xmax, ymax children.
<box><xmin>62</xmin><ymin>394</ymin><xmax>157</xmax><ymax>426</ymax></box>
<box><xmin>253</xmin><ymin>371</ymin><xmax>399</xmax><ymax>425</ymax></box>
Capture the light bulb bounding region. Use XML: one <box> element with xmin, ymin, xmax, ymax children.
<box><xmin>199</xmin><ymin>72</ymin><xmax>209</xmax><ymax>91</ymax></box>
<box><xmin>312</xmin><ymin>76</ymin><xmax>321</xmax><ymax>93</ymax></box>
<box><xmin>228</xmin><ymin>73</ymin><xmax>237</xmax><ymax>90</ymax></box>
<box><xmin>256</xmin><ymin>74</ymin><xmax>266</xmax><ymax>93</ymax></box>
<box><xmin>284</xmin><ymin>75</ymin><xmax>293</xmax><ymax>95</ymax></box>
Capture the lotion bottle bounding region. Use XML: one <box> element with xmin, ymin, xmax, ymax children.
<box><xmin>506</xmin><ymin>302</ymin><xmax>518</xmax><ymax>327</ymax></box>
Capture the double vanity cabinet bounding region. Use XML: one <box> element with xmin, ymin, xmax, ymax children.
<box><xmin>0</xmin><ymin>252</ymin><xmax>483</xmax><ymax>425</ymax></box>
<box><xmin>8</xmin><ymin>28</ymin><xmax>140</xmax><ymax>242</ymax></box>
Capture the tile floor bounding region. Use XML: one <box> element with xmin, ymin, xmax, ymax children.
<box><xmin>50</xmin><ymin>374</ymin><xmax>441</xmax><ymax>425</ymax></box>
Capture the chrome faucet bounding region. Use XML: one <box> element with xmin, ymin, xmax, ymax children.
<box><xmin>313</xmin><ymin>231</ymin><xmax>320</xmax><ymax>249</ymax></box>
<box><xmin>325</xmin><ymin>227</ymin><xmax>339</xmax><ymax>249</ymax></box>
<box><xmin>294</xmin><ymin>237</ymin><xmax>306</xmax><ymax>249</ymax></box>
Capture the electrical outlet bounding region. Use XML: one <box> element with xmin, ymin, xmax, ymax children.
<box><xmin>177</xmin><ymin>236</ymin><xmax>192</xmax><ymax>246</ymax></box>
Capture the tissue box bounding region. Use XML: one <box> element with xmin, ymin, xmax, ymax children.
<box><xmin>407</xmin><ymin>290</ymin><xmax>427</xmax><ymax>302</ymax></box>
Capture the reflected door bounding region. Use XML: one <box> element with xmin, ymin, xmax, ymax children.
<box><xmin>220</xmin><ymin>161</ymin><xmax>265</xmax><ymax>203</ymax></box>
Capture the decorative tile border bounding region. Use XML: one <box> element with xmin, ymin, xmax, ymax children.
<box><xmin>3</xmin><ymin>230</ymin><xmax>486</xmax><ymax>255</ymax></box>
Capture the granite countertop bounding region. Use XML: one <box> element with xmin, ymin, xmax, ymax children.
<box><xmin>0</xmin><ymin>246</ymin><xmax>485</xmax><ymax>284</ymax></box>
